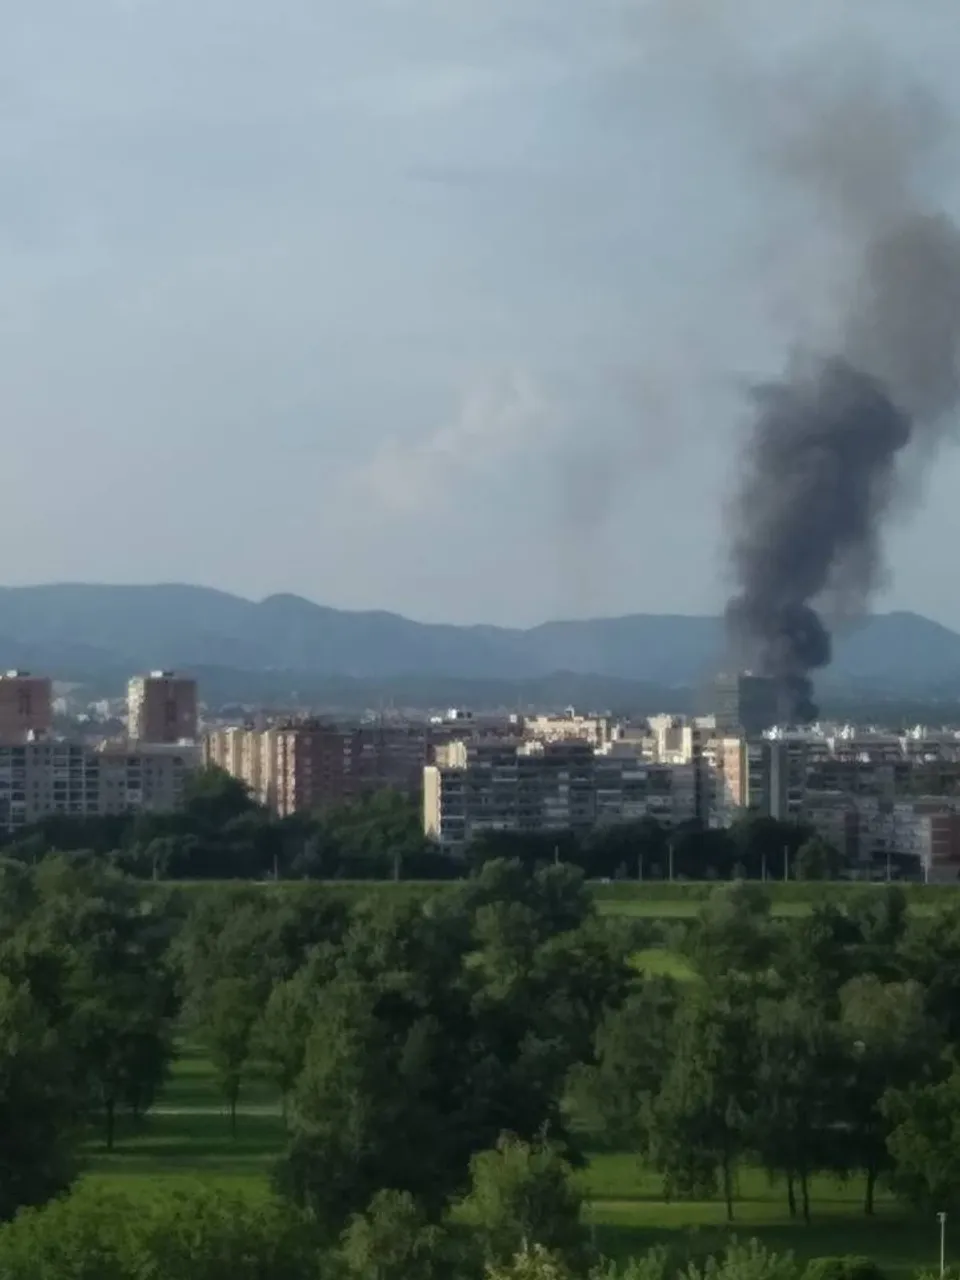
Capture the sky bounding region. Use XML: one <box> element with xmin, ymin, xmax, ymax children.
<box><xmin>4</xmin><ymin>0</ymin><xmax>960</xmax><ymax>628</ymax></box>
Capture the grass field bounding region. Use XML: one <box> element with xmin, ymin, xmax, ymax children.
<box><xmin>84</xmin><ymin>1046</ymin><xmax>947</xmax><ymax>1276</ymax></box>
<box><xmin>159</xmin><ymin>878</ymin><xmax>960</xmax><ymax>921</ymax></box>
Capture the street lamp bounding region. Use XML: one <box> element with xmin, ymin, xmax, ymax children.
<box><xmin>938</xmin><ymin>1211</ymin><xmax>947</xmax><ymax>1278</ymax></box>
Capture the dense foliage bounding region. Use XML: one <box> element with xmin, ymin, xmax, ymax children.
<box><xmin>3</xmin><ymin>825</ymin><xmax>960</xmax><ymax>1276</ymax></box>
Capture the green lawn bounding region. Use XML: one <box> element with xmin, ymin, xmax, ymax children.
<box><xmin>83</xmin><ymin>1048</ymin><xmax>946</xmax><ymax>1275</ymax></box>
<box><xmin>85</xmin><ymin>1045</ymin><xmax>283</xmax><ymax>1199</ymax></box>
<box><xmin>582</xmin><ymin>1155</ymin><xmax>942</xmax><ymax>1278</ymax></box>
<box><xmin>158</xmin><ymin>877</ymin><xmax>960</xmax><ymax>921</ymax></box>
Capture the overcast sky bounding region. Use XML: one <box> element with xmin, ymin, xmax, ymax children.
<box><xmin>4</xmin><ymin>0</ymin><xmax>960</xmax><ymax>627</ymax></box>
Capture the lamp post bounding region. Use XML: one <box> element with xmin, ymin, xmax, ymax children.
<box><xmin>938</xmin><ymin>1211</ymin><xmax>947</xmax><ymax>1278</ymax></box>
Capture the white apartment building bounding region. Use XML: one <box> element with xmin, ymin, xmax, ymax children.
<box><xmin>423</xmin><ymin>739</ymin><xmax>702</xmax><ymax>853</ymax></box>
<box><xmin>520</xmin><ymin>710</ymin><xmax>616</xmax><ymax>748</ymax></box>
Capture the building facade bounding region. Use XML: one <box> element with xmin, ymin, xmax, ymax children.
<box><xmin>204</xmin><ymin>719</ymin><xmax>430</xmax><ymax>814</ymax></box>
<box><xmin>424</xmin><ymin>739</ymin><xmax>702</xmax><ymax>853</ymax></box>
<box><xmin>714</xmin><ymin>673</ymin><xmax>782</xmax><ymax>736</ymax></box>
<box><xmin>0</xmin><ymin>739</ymin><xmax>198</xmax><ymax>830</ymax></box>
<box><xmin>0</xmin><ymin>671</ymin><xmax>52</xmax><ymax>742</ymax></box>
<box><xmin>128</xmin><ymin>672</ymin><xmax>198</xmax><ymax>744</ymax></box>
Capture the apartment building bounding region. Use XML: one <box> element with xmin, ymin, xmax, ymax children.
<box><xmin>0</xmin><ymin>671</ymin><xmax>52</xmax><ymax>742</ymax></box>
<box><xmin>97</xmin><ymin>743</ymin><xmax>198</xmax><ymax>816</ymax></box>
<box><xmin>713</xmin><ymin>673</ymin><xmax>783</xmax><ymax>735</ymax></box>
<box><xmin>423</xmin><ymin>739</ymin><xmax>701</xmax><ymax>853</ymax></box>
<box><xmin>128</xmin><ymin>672</ymin><xmax>198</xmax><ymax>744</ymax></box>
<box><xmin>520</xmin><ymin>710</ymin><xmax>615</xmax><ymax>748</ymax></box>
<box><xmin>715</xmin><ymin>735</ymin><xmax>809</xmax><ymax>822</ymax></box>
<box><xmin>204</xmin><ymin>719</ymin><xmax>430</xmax><ymax>815</ymax></box>
<box><xmin>0</xmin><ymin>739</ymin><xmax>198</xmax><ymax>830</ymax></box>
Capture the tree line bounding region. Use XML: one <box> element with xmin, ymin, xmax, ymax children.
<box><xmin>3</xmin><ymin>850</ymin><xmax>960</xmax><ymax>1277</ymax></box>
<box><xmin>0</xmin><ymin>764</ymin><xmax>916</xmax><ymax>883</ymax></box>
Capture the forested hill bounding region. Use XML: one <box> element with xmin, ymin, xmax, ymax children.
<box><xmin>0</xmin><ymin>583</ymin><xmax>956</xmax><ymax>693</ymax></box>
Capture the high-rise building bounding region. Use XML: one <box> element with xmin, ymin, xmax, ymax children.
<box><xmin>0</xmin><ymin>671</ymin><xmax>52</xmax><ymax>742</ymax></box>
<box><xmin>203</xmin><ymin>719</ymin><xmax>430</xmax><ymax>814</ymax></box>
<box><xmin>714</xmin><ymin>673</ymin><xmax>782</xmax><ymax>735</ymax></box>
<box><xmin>128</xmin><ymin>672</ymin><xmax>198</xmax><ymax>743</ymax></box>
<box><xmin>716</xmin><ymin>735</ymin><xmax>807</xmax><ymax>821</ymax></box>
<box><xmin>424</xmin><ymin>739</ymin><xmax>700</xmax><ymax>853</ymax></box>
<box><xmin>0</xmin><ymin>739</ymin><xmax>198</xmax><ymax>830</ymax></box>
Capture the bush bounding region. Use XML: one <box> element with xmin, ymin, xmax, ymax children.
<box><xmin>804</xmin><ymin>1257</ymin><xmax>887</xmax><ymax>1280</ymax></box>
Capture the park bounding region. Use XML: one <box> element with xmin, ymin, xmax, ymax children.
<box><xmin>18</xmin><ymin>873</ymin><xmax>948</xmax><ymax>1279</ymax></box>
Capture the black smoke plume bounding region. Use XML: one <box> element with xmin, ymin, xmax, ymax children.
<box><xmin>727</xmin><ymin>204</ymin><xmax>960</xmax><ymax>722</ymax></box>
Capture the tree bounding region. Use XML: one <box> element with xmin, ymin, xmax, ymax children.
<box><xmin>201</xmin><ymin>977</ymin><xmax>260</xmax><ymax>1135</ymax></box>
<box><xmin>133</xmin><ymin>1188</ymin><xmax>319</xmax><ymax>1280</ymax></box>
<box><xmin>803</xmin><ymin>1260</ymin><xmax>887</xmax><ymax>1280</ymax></box>
<box><xmin>649</xmin><ymin>978</ymin><xmax>756</xmax><ymax>1219</ymax></box>
<box><xmin>751</xmin><ymin>995</ymin><xmax>841</xmax><ymax>1221</ymax></box>
<box><xmin>0</xmin><ymin>1186</ymin><xmax>134</xmax><ymax>1280</ymax></box>
<box><xmin>486</xmin><ymin>1244</ymin><xmax>576</xmax><ymax>1280</ymax></box>
<box><xmin>883</xmin><ymin>1061</ymin><xmax>960</xmax><ymax>1212</ymax></box>
<box><xmin>795</xmin><ymin>837</ymin><xmax>840</xmax><ymax>882</ymax></box>
<box><xmin>277</xmin><ymin>965</ymin><xmax>485</xmax><ymax>1233</ymax></box>
<box><xmin>685</xmin><ymin>883</ymin><xmax>781</xmax><ymax>978</ymax></box>
<box><xmin>279</xmin><ymin>868</ymin><xmax>625</xmax><ymax>1235</ymax></box>
<box><xmin>0</xmin><ymin>1185</ymin><xmax>322</xmax><ymax>1280</ymax></box>
<box><xmin>462</xmin><ymin>1135</ymin><xmax>591</xmax><ymax>1273</ymax></box>
<box><xmin>568</xmin><ymin>976</ymin><xmax>679</xmax><ymax>1149</ymax></box>
<box><xmin>181</xmin><ymin>764</ymin><xmax>261</xmax><ymax>829</ymax></box>
<box><xmin>0</xmin><ymin>858</ymin><xmax>177</xmax><ymax>1149</ymax></box>
<box><xmin>900</xmin><ymin>903</ymin><xmax>960</xmax><ymax>1045</ymax></box>
<box><xmin>838</xmin><ymin>975</ymin><xmax>942</xmax><ymax>1213</ymax></box>
<box><xmin>340</xmin><ymin>1190</ymin><xmax>453</xmax><ymax>1280</ymax></box>
<box><xmin>256</xmin><ymin>970</ymin><xmax>318</xmax><ymax>1114</ymax></box>
<box><xmin>0</xmin><ymin>976</ymin><xmax>79</xmax><ymax>1221</ymax></box>
<box><xmin>729</xmin><ymin>815</ymin><xmax>811</xmax><ymax>880</ymax></box>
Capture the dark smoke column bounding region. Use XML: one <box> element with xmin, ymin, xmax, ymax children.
<box><xmin>725</xmin><ymin>208</ymin><xmax>960</xmax><ymax>724</ymax></box>
<box><xmin>726</xmin><ymin>359</ymin><xmax>911</xmax><ymax>723</ymax></box>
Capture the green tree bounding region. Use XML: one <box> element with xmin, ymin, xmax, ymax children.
<box><xmin>202</xmin><ymin>977</ymin><xmax>260</xmax><ymax>1135</ymax></box>
<box><xmin>0</xmin><ymin>1185</ymin><xmax>321</xmax><ymax>1280</ymax></box>
<box><xmin>751</xmin><ymin>995</ymin><xmax>841</xmax><ymax>1221</ymax></box>
<box><xmin>0</xmin><ymin>858</ymin><xmax>176</xmax><ymax>1150</ymax></box>
<box><xmin>729</xmin><ymin>815</ymin><xmax>811</xmax><ymax>880</ymax></box>
<box><xmin>256</xmin><ymin>969</ymin><xmax>318</xmax><ymax>1114</ymax></box>
<box><xmin>685</xmin><ymin>882</ymin><xmax>781</xmax><ymax>978</ymax></box>
<box><xmin>649</xmin><ymin>979</ymin><xmax>756</xmax><ymax>1220</ymax></box>
<box><xmin>883</xmin><ymin>1060</ymin><xmax>960</xmax><ymax>1212</ymax></box>
<box><xmin>838</xmin><ymin>975</ymin><xmax>941</xmax><ymax>1213</ymax></box>
<box><xmin>900</xmin><ymin>903</ymin><xmax>960</xmax><ymax>1046</ymax></box>
<box><xmin>134</xmin><ymin>1187</ymin><xmax>319</xmax><ymax>1280</ymax></box>
<box><xmin>486</xmin><ymin>1243</ymin><xmax>575</xmax><ymax>1280</ymax></box>
<box><xmin>278</xmin><ymin>976</ymin><xmax>457</xmax><ymax>1232</ymax></box>
<box><xmin>795</xmin><ymin>837</ymin><xmax>840</xmax><ymax>882</ymax></box>
<box><xmin>340</xmin><ymin>1190</ymin><xmax>453</xmax><ymax>1280</ymax></box>
<box><xmin>279</xmin><ymin>869</ymin><xmax>625</xmax><ymax>1235</ymax></box>
<box><xmin>568</xmin><ymin>976</ymin><xmax>679</xmax><ymax>1149</ymax></box>
<box><xmin>0</xmin><ymin>1186</ymin><xmax>133</xmax><ymax>1280</ymax></box>
<box><xmin>182</xmin><ymin>764</ymin><xmax>261</xmax><ymax>829</ymax></box>
<box><xmin>0</xmin><ymin>976</ymin><xmax>79</xmax><ymax>1221</ymax></box>
<box><xmin>463</xmin><ymin>1134</ymin><xmax>591</xmax><ymax>1273</ymax></box>
<box><xmin>803</xmin><ymin>1259</ymin><xmax>887</xmax><ymax>1280</ymax></box>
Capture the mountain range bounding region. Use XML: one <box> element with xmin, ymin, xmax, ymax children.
<box><xmin>0</xmin><ymin>585</ymin><xmax>958</xmax><ymax>703</ymax></box>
